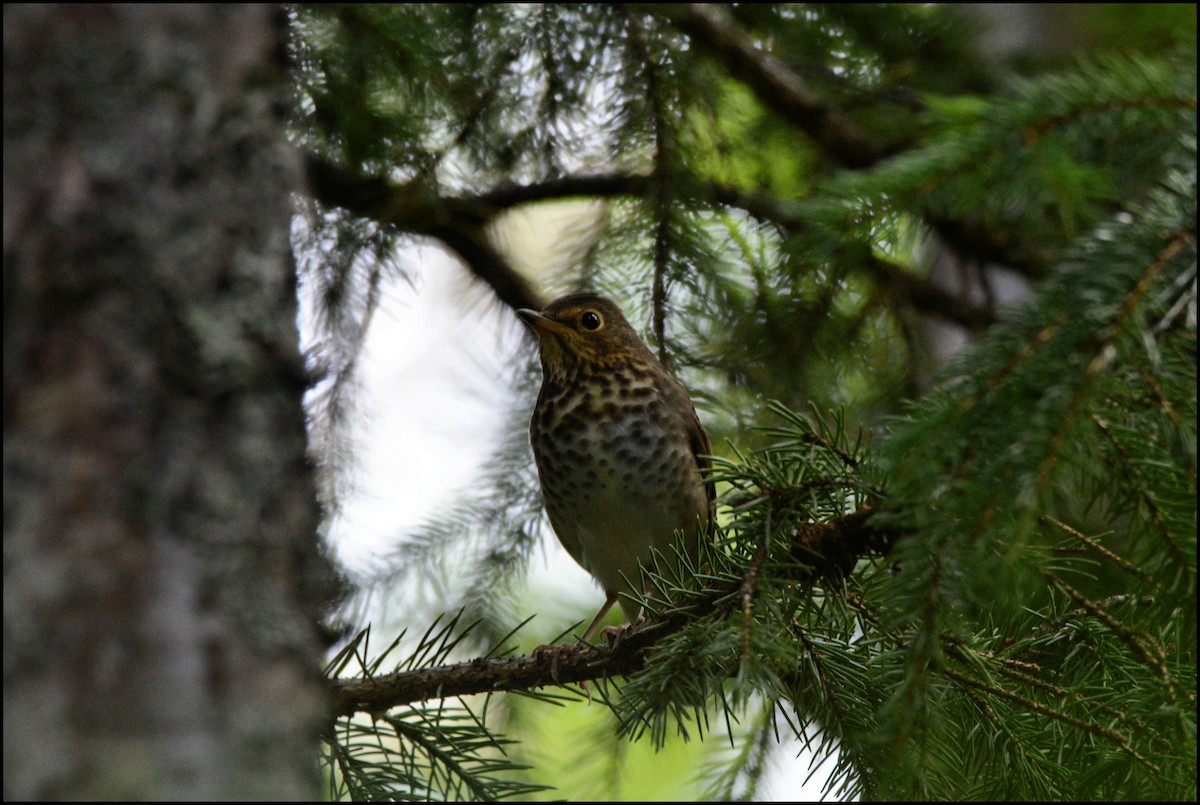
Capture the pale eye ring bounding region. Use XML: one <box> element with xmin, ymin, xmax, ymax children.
<box><xmin>580</xmin><ymin>311</ymin><xmax>602</xmax><ymax>330</ymax></box>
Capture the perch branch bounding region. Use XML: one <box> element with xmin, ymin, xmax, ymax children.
<box><xmin>330</xmin><ymin>504</ymin><xmax>897</xmax><ymax>716</ymax></box>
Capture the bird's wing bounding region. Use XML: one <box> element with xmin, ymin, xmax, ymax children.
<box><xmin>544</xmin><ymin>505</ymin><xmax>590</xmax><ymax>573</ymax></box>
<box><xmin>686</xmin><ymin>399</ymin><xmax>716</xmax><ymax>527</ymax></box>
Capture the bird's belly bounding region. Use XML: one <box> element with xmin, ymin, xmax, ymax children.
<box><xmin>558</xmin><ymin>477</ymin><xmax>676</xmax><ymax>606</ymax></box>
<box><xmin>539</xmin><ymin>409</ymin><xmax>704</xmax><ymax>604</ymax></box>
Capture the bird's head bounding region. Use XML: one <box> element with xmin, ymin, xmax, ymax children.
<box><xmin>517</xmin><ymin>293</ymin><xmax>652</xmax><ymax>382</ymax></box>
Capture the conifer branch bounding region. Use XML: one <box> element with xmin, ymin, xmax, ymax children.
<box><xmin>304</xmin><ymin>157</ymin><xmax>545</xmax><ymax>312</ymax></box>
<box><xmin>657</xmin><ymin>4</ymin><xmax>1100</xmax><ymax>280</ymax></box>
<box><xmin>655</xmin><ymin>4</ymin><xmax>890</xmax><ymax>169</ymax></box>
<box><xmin>739</xmin><ymin>524</ymin><xmax>771</xmax><ymax>665</ymax></box>
<box><xmin>305</xmin><ymin>156</ymin><xmax>994</xmax><ymax>327</ymax></box>
<box><xmin>1041</xmin><ymin>515</ymin><xmax>1155</xmax><ymax>582</ymax></box>
<box><xmin>1090</xmin><ymin>412</ymin><xmax>1187</xmax><ymax>565</ymax></box>
<box><xmin>626</xmin><ymin>11</ymin><xmax>676</xmax><ymax>365</ymax></box>
<box><xmin>944</xmin><ymin>629</ymin><xmax>1172</xmax><ymax>754</ymax></box>
<box><xmin>1046</xmin><ymin>573</ymin><xmax>1188</xmax><ymax>706</ymax></box>
<box><xmin>330</xmin><ymin>505</ymin><xmax>895</xmax><ymax>717</ymax></box>
<box><xmin>938</xmin><ymin>665</ymin><xmax>1161</xmax><ymax>774</ymax></box>
<box><xmin>847</xmin><ymin>592</ymin><xmax>1173</xmax><ymax>773</ymax></box>
<box><xmin>1032</xmin><ymin>227</ymin><xmax>1194</xmax><ymax>497</ymax></box>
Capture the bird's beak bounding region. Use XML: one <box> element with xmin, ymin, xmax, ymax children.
<box><xmin>517</xmin><ymin>308</ymin><xmax>569</xmax><ymax>340</ymax></box>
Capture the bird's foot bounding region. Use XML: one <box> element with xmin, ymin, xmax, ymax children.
<box><xmin>600</xmin><ymin>623</ymin><xmax>630</xmax><ymax>650</ymax></box>
<box><xmin>600</xmin><ymin>610</ymin><xmax>647</xmax><ymax>651</ymax></box>
<box><xmin>532</xmin><ymin>642</ymin><xmax>584</xmax><ymax>684</ymax></box>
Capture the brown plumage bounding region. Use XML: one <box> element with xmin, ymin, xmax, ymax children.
<box><xmin>518</xmin><ymin>293</ymin><xmax>714</xmax><ymax>642</ymax></box>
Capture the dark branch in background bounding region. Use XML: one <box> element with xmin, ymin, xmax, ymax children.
<box><xmin>868</xmin><ymin>254</ymin><xmax>996</xmax><ymax>329</ymax></box>
<box><xmin>655</xmin><ymin>4</ymin><xmax>894</xmax><ymax>169</ymax></box>
<box><xmin>628</xmin><ymin>9</ymin><xmax>677</xmax><ymax>367</ymax></box>
<box><xmin>306</xmin><ymin>158</ymin><xmax>995</xmax><ymax>328</ymax></box>
<box><xmin>330</xmin><ymin>505</ymin><xmax>899</xmax><ymax>716</ymax></box>
<box><xmin>658</xmin><ymin>3</ymin><xmax>1054</xmax><ymax>279</ymax></box>
<box><xmin>928</xmin><ymin>215</ymin><xmax>1055</xmax><ymax>280</ymax></box>
<box><xmin>305</xmin><ymin>158</ymin><xmax>544</xmax><ymax>312</ymax></box>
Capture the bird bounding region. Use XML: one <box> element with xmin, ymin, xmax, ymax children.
<box><xmin>518</xmin><ymin>292</ymin><xmax>715</xmax><ymax>646</ymax></box>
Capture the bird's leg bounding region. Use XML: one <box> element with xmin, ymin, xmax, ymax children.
<box><xmin>578</xmin><ymin>591</ymin><xmax>621</xmax><ymax>695</ymax></box>
<box><xmin>579</xmin><ymin>590</ymin><xmax>620</xmax><ymax>644</ymax></box>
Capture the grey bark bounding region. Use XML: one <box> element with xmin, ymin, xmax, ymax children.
<box><xmin>4</xmin><ymin>5</ymin><xmax>339</xmax><ymax>799</ymax></box>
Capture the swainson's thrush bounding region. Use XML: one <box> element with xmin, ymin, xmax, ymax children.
<box><xmin>518</xmin><ymin>293</ymin><xmax>714</xmax><ymax>644</ymax></box>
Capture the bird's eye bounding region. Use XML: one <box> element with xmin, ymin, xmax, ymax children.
<box><xmin>580</xmin><ymin>311</ymin><xmax>603</xmax><ymax>331</ymax></box>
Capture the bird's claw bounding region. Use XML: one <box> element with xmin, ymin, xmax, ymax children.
<box><xmin>601</xmin><ymin>623</ymin><xmax>629</xmax><ymax>650</ymax></box>
<box><xmin>533</xmin><ymin>642</ymin><xmax>580</xmax><ymax>684</ymax></box>
<box><xmin>601</xmin><ymin>610</ymin><xmax>649</xmax><ymax>651</ymax></box>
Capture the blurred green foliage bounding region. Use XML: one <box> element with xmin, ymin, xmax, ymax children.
<box><xmin>297</xmin><ymin>4</ymin><xmax>1195</xmax><ymax>800</ymax></box>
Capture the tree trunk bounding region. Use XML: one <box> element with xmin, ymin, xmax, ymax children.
<box><xmin>4</xmin><ymin>5</ymin><xmax>339</xmax><ymax>798</ymax></box>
